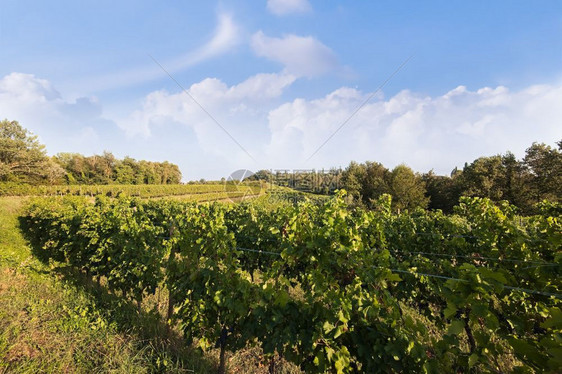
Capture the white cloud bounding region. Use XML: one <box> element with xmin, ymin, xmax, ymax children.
<box><xmin>264</xmin><ymin>83</ymin><xmax>562</xmax><ymax>174</ymax></box>
<box><xmin>267</xmin><ymin>0</ymin><xmax>312</xmax><ymax>15</ymax></box>
<box><xmin>116</xmin><ymin>72</ymin><xmax>297</xmax><ymax>178</ymax></box>
<box><xmin>78</xmin><ymin>13</ymin><xmax>241</xmax><ymax>92</ymax></box>
<box><xmin>0</xmin><ymin>73</ymin><xmax>61</xmax><ymax>101</ymax></box>
<box><xmin>0</xmin><ymin>72</ymin><xmax>117</xmax><ymax>155</ymax></box>
<box><xmin>119</xmin><ymin>70</ymin><xmax>561</xmax><ymax>179</ymax></box>
<box><xmin>251</xmin><ymin>31</ymin><xmax>338</xmax><ymax>77</ymax></box>
<box><xmin>228</xmin><ymin>72</ymin><xmax>297</xmax><ymax>99</ymax></box>
<box><xmin>166</xmin><ymin>13</ymin><xmax>241</xmax><ymax>70</ymax></box>
<box><xmin>118</xmin><ymin>71</ymin><xmax>296</xmax><ymax>137</ymax></box>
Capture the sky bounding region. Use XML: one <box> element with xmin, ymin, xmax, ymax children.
<box><xmin>1</xmin><ymin>0</ymin><xmax>561</xmax><ymax>181</ymax></box>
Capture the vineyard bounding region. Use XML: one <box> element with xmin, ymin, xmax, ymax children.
<box><xmin>0</xmin><ymin>182</ymin><xmax>264</xmax><ymax>200</ymax></box>
<box><xmin>20</xmin><ymin>192</ymin><xmax>561</xmax><ymax>373</ymax></box>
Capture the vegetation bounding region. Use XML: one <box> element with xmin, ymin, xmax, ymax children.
<box><xmin>3</xmin><ymin>119</ymin><xmax>559</xmax><ymax>214</ymax></box>
<box><xmin>347</xmin><ymin>141</ymin><xmax>561</xmax><ymax>214</ymax></box>
<box><xmin>0</xmin><ymin>197</ymin><xmax>217</xmax><ymax>373</ymax></box>
<box><xmin>2</xmin><ymin>117</ymin><xmax>560</xmax><ymax>372</ymax></box>
<box><xmin>0</xmin><ymin>119</ymin><xmax>65</xmax><ymax>184</ymax></box>
<box><xmin>53</xmin><ymin>152</ymin><xmax>182</xmax><ymax>185</ymax></box>
<box><xmin>249</xmin><ymin>139</ymin><xmax>561</xmax><ymax>215</ymax></box>
<box><xmin>20</xmin><ymin>193</ymin><xmax>561</xmax><ymax>373</ymax></box>
<box><xmin>0</xmin><ymin>119</ymin><xmax>182</xmax><ymax>185</ymax></box>
<box><xmin>0</xmin><ymin>181</ymin><xmax>263</xmax><ymax>200</ymax></box>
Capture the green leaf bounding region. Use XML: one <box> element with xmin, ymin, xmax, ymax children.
<box><xmin>541</xmin><ymin>308</ymin><xmax>562</xmax><ymax>329</ymax></box>
<box><xmin>448</xmin><ymin>320</ymin><xmax>465</xmax><ymax>336</ymax></box>
<box><xmin>338</xmin><ymin>310</ymin><xmax>349</xmax><ymax>324</ymax></box>
<box><xmin>274</xmin><ymin>290</ymin><xmax>290</xmax><ymax>307</ymax></box>
<box><xmin>323</xmin><ymin>321</ymin><xmax>335</xmax><ymax>334</ymax></box>
<box><xmin>468</xmin><ymin>353</ymin><xmax>479</xmax><ymax>368</ymax></box>
<box><xmin>444</xmin><ymin>303</ymin><xmax>457</xmax><ymax>319</ymax></box>
<box><xmin>325</xmin><ymin>346</ymin><xmax>335</xmax><ymax>361</ymax></box>
<box><xmin>508</xmin><ymin>337</ymin><xmax>545</xmax><ymax>364</ymax></box>
<box><xmin>334</xmin><ymin>325</ymin><xmax>343</xmax><ymax>339</ymax></box>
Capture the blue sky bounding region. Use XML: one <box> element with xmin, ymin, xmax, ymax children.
<box><xmin>1</xmin><ymin>0</ymin><xmax>561</xmax><ymax>180</ymax></box>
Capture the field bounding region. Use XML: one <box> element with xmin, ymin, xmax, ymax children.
<box><xmin>0</xmin><ymin>182</ymin><xmax>265</xmax><ymax>200</ymax></box>
<box><xmin>2</xmin><ymin>190</ymin><xmax>559</xmax><ymax>373</ymax></box>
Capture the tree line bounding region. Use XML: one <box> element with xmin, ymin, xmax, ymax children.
<box><xmin>54</xmin><ymin>152</ymin><xmax>181</xmax><ymax>185</ymax></box>
<box><xmin>2</xmin><ymin>117</ymin><xmax>560</xmax><ymax>211</ymax></box>
<box><xmin>251</xmin><ymin>140</ymin><xmax>561</xmax><ymax>215</ymax></box>
<box><xmin>0</xmin><ymin>119</ymin><xmax>182</xmax><ymax>185</ymax></box>
<box><xmin>424</xmin><ymin>141</ymin><xmax>561</xmax><ymax>214</ymax></box>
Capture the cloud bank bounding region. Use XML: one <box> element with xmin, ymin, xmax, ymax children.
<box><xmin>265</xmin><ymin>84</ymin><xmax>562</xmax><ymax>173</ymax></box>
<box><xmin>2</xmin><ymin>71</ymin><xmax>560</xmax><ymax>180</ymax></box>
<box><xmin>117</xmin><ymin>73</ymin><xmax>562</xmax><ymax>177</ymax></box>
<box><xmin>0</xmin><ymin>72</ymin><xmax>116</xmax><ymax>155</ymax></box>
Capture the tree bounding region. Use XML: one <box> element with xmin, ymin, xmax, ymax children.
<box><xmin>363</xmin><ymin>162</ymin><xmax>390</xmax><ymax>206</ymax></box>
<box><xmin>524</xmin><ymin>141</ymin><xmax>562</xmax><ymax>204</ymax></box>
<box><xmin>422</xmin><ymin>170</ymin><xmax>462</xmax><ymax>213</ymax></box>
<box><xmin>341</xmin><ymin>161</ymin><xmax>365</xmax><ymax>204</ymax></box>
<box><xmin>340</xmin><ymin>161</ymin><xmax>390</xmax><ymax>207</ymax></box>
<box><xmin>54</xmin><ymin>153</ymin><xmax>182</xmax><ymax>185</ymax></box>
<box><xmin>115</xmin><ymin>162</ymin><xmax>135</xmax><ymax>184</ymax></box>
<box><xmin>388</xmin><ymin>164</ymin><xmax>428</xmax><ymax>212</ymax></box>
<box><xmin>501</xmin><ymin>152</ymin><xmax>534</xmax><ymax>212</ymax></box>
<box><xmin>460</xmin><ymin>156</ymin><xmax>506</xmax><ymax>201</ymax></box>
<box><xmin>0</xmin><ymin>119</ymin><xmax>64</xmax><ymax>184</ymax></box>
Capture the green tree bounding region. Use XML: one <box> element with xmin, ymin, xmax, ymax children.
<box><xmin>115</xmin><ymin>162</ymin><xmax>135</xmax><ymax>184</ymax></box>
<box><xmin>388</xmin><ymin>164</ymin><xmax>428</xmax><ymax>211</ymax></box>
<box><xmin>54</xmin><ymin>153</ymin><xmax>182</xmax><ymax>185</ymax></box>
<box><xmin>363</xmin><ymin>161</ymin><xmax>390</xmax><ymax>206</ymax></box>
<box><xmin>422</xmin><ymin>170</ymin><xmax>462</xmax><ymax>213</ymax></box>
<box><xmin>341</xmin><ymin>161</ymin><xmax>390</xmax><ymax>207</ymax></box>
<box><xmin>0</xmin><ymin>119</ymin><xmax>64</xmax><ymax>184</ymax></box>
<box><xmin>340</xmin><ymin>161</ymin><xmax>365</xmax><ymax>204</ymax></box>
<box><xmin>460</xmin><ymin>156</ymin><xmax>506</xmax><ymax>201</ymax></box>
<box><xmin>501</xmin><ymin>151</ymin><xmax>534</xmax><ymax>212</ymax></box>
<box><xmin>524</xmin><ymin>141</ymin><xmax>562</xmax><ymax>204</ymax></box>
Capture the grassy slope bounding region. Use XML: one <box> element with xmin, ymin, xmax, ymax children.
<box><xmin>0</xmin><ymin>196</ymin><xmax>214</xmax><ymax>373</ymax></box>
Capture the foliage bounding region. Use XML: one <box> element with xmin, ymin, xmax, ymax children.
<box><xmin>248</xmin><ymin>169</ymin><xmax>342</xmax><ymax>195</ymax></box>
<box><xmin>1</xmin><ymin>119</ymin><xmax>182</xmax><ymax>185</ymax></box>
<box><xmin>0</xmin><ymin>181</ymin><xmax>263</xmax><ymax>199</ymax></box>
<box><xmin>0</xmin><ymin>119</ymin><xmax>64</xmax><ymax>184</ymax></box>
<box><xmin>21</xmin><ymin>192</ymin><xmax>562</xmax><ymax>373</ymax></box>
<box><xmin>388</xmin><ymin>164</ymin><xmax>429</xmax><ymax>211</ymax></box>
<box><xmin>54</xmin><ymin>152</ymin><xmax>182</xmax><ymax>185</ymax></box>
<box><xmin>422</xmin><ymin>171</ymin><xmax>462</xmax><ymax>213</ymax></box>
<box><xmin>341</xmin><ymin>162</ymin><xmax>428</xmax><ymax>212</ymax></box>
<box><xmin>333</xmin><ymin>139</ymin><xmax>562</xmax><ymax>216</ymax></box>
<box><xmin>524</xmin><ymin>141</ymin><xmax>562</xmax><ymax>204</ymax></box>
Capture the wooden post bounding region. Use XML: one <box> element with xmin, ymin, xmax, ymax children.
<box><xmin>217</xmin><ymin>326</ymin><xmax>228</xmax><ymax>374</ymax></box>
<box><xmin>166</xmin><ymin>222</ymin><xmax>178</xmax><ymax>324</ymax></box>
